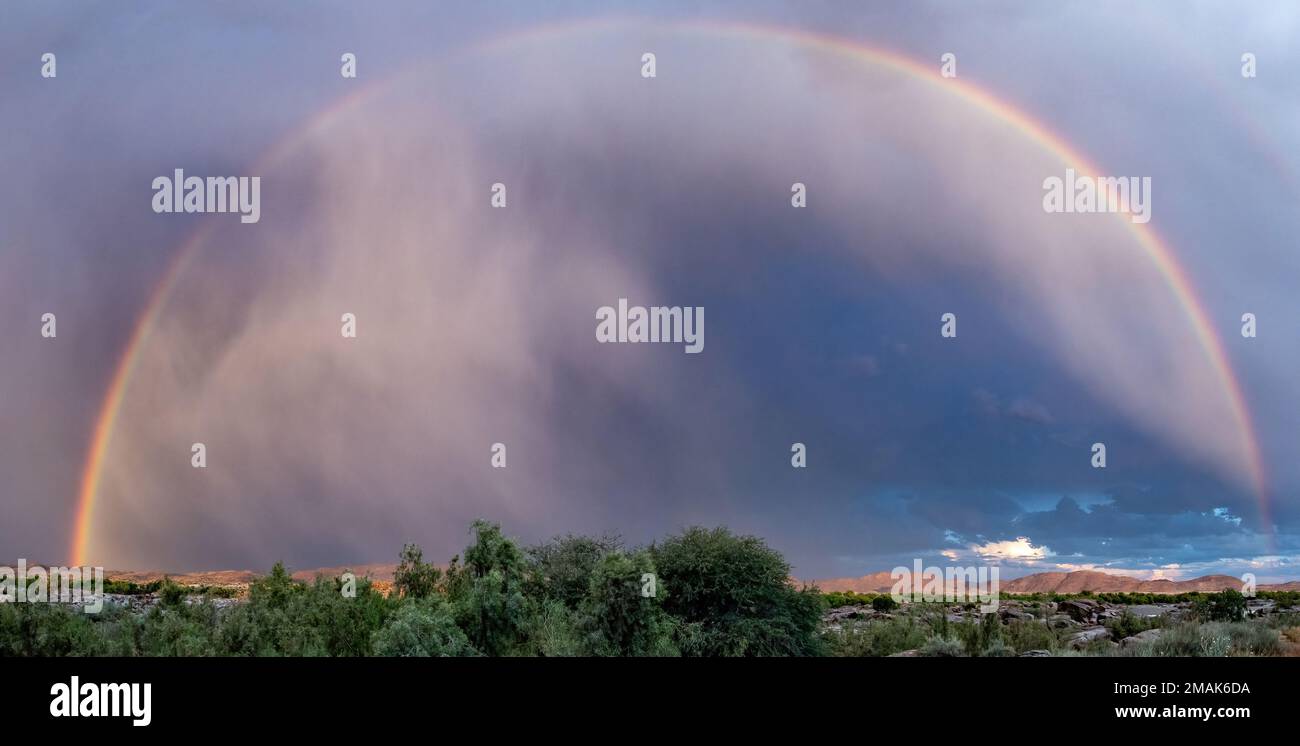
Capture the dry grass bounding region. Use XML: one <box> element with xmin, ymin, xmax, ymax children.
<box><xmin>1279</xmin><ymin>626</ymin><xmax>1300</xmax><ymax>656</ymax></box>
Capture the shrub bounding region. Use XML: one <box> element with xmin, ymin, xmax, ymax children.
<box><xmin>220</xmin><ymin>563</ymin><xmax>327</xmax><ymax>656</ymax></box>
<box><xmin>1143</xmin><ymin>621</ymin><xmax>1280</xmax><ymax>657</ymax></box>
<box><xmin>871</xmin><ymin>595</ymin><xmax>899</xmax><ymax>613</ymax></box>
<box><xmin>822</xmin><ymin>591</ymin><xmax>877</xmax><ymax>608</ymax></box>
<box><xmin>1263</xmin><ymin>590</ymin><xmax>1299</xmax><ymax>608</ymax></box>
<box><xmin>1106</xmin><ymin>610</ymin><xmax>1163</xmax><ymax>641</ymax></box>
<box><xmin>0</xmin><ymin>602</ymin><xmax>136</xmax><ymax>656</ymax></box>
<box><xmin>520</xmin><ymin>599</ymin><xmax>584</xmax><ymax>657</ymax></box>
<box><xmin>140</xmin><ymin>601</ymin><xmax>219</xmax><ymax>656</ymax></box>
<box><xmin>578</xmin><ymin>550</ymin><xmax>676</xmax><ymax>656</ymax></box>
<box><xmin>1232</xmin><ymin>623</ymin><xmax>1281</xmax><ymax>655</ymax></box>
<box><xmin>953</xmin><ymin>611</ymin><xmax>1003</xmax><ymax>656</ymax></box>
<box><xmin>451</xmin><ymin>521</ymin><xmax>528</xmax><ymax>656</ymax></box>
<box><xmin>919</xmin><ymin>635</ymin><xmax>964</xmax><ymax>657</ymax></box>
<box><xmin>1193</xmin><ymin>589</ymin><xmax>1247</xmax><ymax>622</ymax></box>
<box><xmin>372</xmin><ymin>597</ymin><xmax>475</xmax><ymax>657</ymax></box>
<box><xmin>651</xmin><ymin>526</ymin><xmax>824</xmax><ymax>656</ymax></box>
<box><xmin>303</xmin><ymin>574</ymin><xmax>394</xmax><ymax>656</ymax></box>
<box><xmin>393</xmin><ymin>543</ymin><xmax>441</xmax><ymax>600</ymax></box>
<box><xmin>982</xmin><ymin>639</ymin><xmax>1017</xmax><ymax>657</ymax></box>
<box><xmin>824</xmin><ymin>615</ymin><xmax>929</xmax><ymax>657</ymax></box>
<box><xmin>525</xmin><ymin>533</ymin><xmax>621</xmax><ymax>608</ymax></box>
<box><xmin>218</xmin><ymin>565</ymin><xmax>393</xmax><ymax>656</ymax></box>
<box><xmin>1006</xmin><ymin>619</ymin><xmax>1059</xmax><ymax>653</ymax></box>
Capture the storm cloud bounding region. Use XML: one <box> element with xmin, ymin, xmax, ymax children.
<box><xmin>2</xmin><ymin>3</ymin><xmax>1297</xmax><ymax>580</ymax></box>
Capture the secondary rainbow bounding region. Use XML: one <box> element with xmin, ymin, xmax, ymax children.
<box><xmin>70</xmin><ymin>19</ymin><xmax>1272</xmax><ymax>566</ymax></box>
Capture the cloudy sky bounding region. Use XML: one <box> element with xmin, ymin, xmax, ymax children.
<box><xmin>2</xmin><ymin>1</ymin><xmax>1298</xmax><ymax>581</ymax></box>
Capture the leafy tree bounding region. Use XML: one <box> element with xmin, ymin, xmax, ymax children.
<box><xmin>1200</xmin><ymin>589</ymin><xmax>1247</xmax><ymax>622</ymax></box>
<box><xmin>251</xmin><ymin>562</ymin><xmax>299</xmax><ymax>607</ymax></box>
<box><xmin>394</xmin><ymin>543</ymin><xmax>442</xmax><ymax>600</ymax></box>
<box><xmin>220</xmin><ymin>563</ymin><xmax>320</xmax><ymax>656</ymax></box>
<box><xmin>218</xmin><ymin>563</ymin><xmax>388</xmax><ymax>656</ymax></box>
<box><xmin>520</xmin><ymin>599</ymin><xmax>584</xmax><ymax>657</ymax></box>
<box><xmin>578</xmin><ymin>550</ymin><xmax>676</xmax><ymax>656</ymax></box>
<box><xmin>441</xmin><ymin>554</ymin><xmax>468</xmax><ymax>599</ymax></box>
<box><xmin>451</xmin><ymin>520</ymin><xmax>528</xmax><ymax>655</ymax></box>
<box><xmin>288</xmin><ymin>575</ymin><xmax>394</xmax><ymax>656</ymax></box>
<box><xmin>650</xmin><ymin>526</ymin><xmax>824</xmax><ymax>656</ymax></box>
<box><xmin>372</xmin><ymin>596</ymin><xmax>475</xmax><ymax>656</ymax></box>
<box><xmin>871</xmin><ymin>595</ymin><xmax>899</xmax><ymax>613</ymax></box>
<box><xmin>0</xmin><ymin>602</ymin><xmax>135</xmax><ymax>656</ymax></box>
<box><xmin>330</xmin><ymin>574</ymin><xmax>394</xmax><ymax>655</ymax></box>
<box><xmin>526</xmin><ymin>533</ymin><xmax>621</xmax><ymax>607</ymax></box>
<box><xmin>158</xmin><ymin>577</ymin><xmax>188</xmax><ymax>607</ymax></box>
<box><xmin>140</xmin><ymin>600</ymin><xmax>219</xmax><ymax>656</ymax></box>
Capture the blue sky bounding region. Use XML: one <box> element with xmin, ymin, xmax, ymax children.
<box><xmin>1</xmin><ymin>2</ymin><xmax>1298</xmax><ymax>581</ymax></box>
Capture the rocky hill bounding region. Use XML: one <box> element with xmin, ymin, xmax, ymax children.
<box><xmin>807</xmin><ymin>569</ymin><xmax>1299</xmax><ymax>594</ymax></box>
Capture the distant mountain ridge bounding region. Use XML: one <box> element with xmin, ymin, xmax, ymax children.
<box><xmin>103</xmin><ymin>566</ymin><xmax>1300</xmax><ymax>594</ymax></box>
<box><xmin>106</xmin><ymin>564</ymin><xmax>398</xmax><ymax>587</ymax></box>
<box><xmin>808</xmin><ymin>569</ymin><xmax>1300</xmax><ymax>594</ymax></box>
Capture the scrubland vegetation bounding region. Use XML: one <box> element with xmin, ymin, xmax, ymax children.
<box><xmin>823</xmin><ymin>588</ymin><xmax>1299</xmax><ymax>658</ymax></box>
<box><xmin>2</xmin><ymin>521</ymin><xmax>1294</xmax><ymax>657</ymax></box>
<box><xmin>0</xmin><ymin>521</ymin><xmax>822</xmax><ymax>657</ymax></box>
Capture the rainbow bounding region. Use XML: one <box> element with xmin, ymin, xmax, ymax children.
<box><xmin>69</xmin><ymin>19</ymin><xmax>1272</xmax><ymax>566</ymax></box>
<box><xmin>69</xmin><ymin>81</ymin><xmax>389</xmax><ymax>567</ymax></box>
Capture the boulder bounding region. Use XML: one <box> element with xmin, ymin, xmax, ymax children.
<box><xmin>1058</xmin><ymin>599</ymin><xmax>1100</xmax><ymax>623</ymax></box>
<box><xmin>999</xmin><ymin>607</ymin><xmax>1036</xmax><ymax>623</ymax></box>
<box><xmin>1120</xmin><ymin>628</ymin><xmax>1164</xmax><ymax>648</ymax></box>
<box><xmin>1067</xmin><ymin>626</ymin><xmax>1111</xmax><ymax>648</ymax></box>
<box><xmin>1127</xmin><ymin>604</ymin><xmax>1174</xmax><ymax>618</ymax></box>
<box><xmin>1048</xmin><ymin>614</ymin><xmax>1078</xmax><ymax>629</ymax></box>
<box><xmin>1246</xmin><ymin>600</ymin><xmax>1276</xmax><ymax>617</ymax></box>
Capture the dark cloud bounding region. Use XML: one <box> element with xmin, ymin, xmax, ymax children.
<box><xmin>1</xmin><ymin>4</ymin><xmax>1297</xmax><ymax>580</ymax></box>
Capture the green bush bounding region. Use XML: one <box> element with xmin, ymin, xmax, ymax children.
<box><xmin>10</xmin><ymin>519</ymin><xmax>1292</xmax><ymax>659</ymax></box>
<box><xmin>1106</xmin><ymin>610</ymin><xmax>1163</xmax><ymax>641</ymax></box>
<box><xmin>219</xmin><ymin>563</ymin><xmax>319</xmax><ymax>656</ymax></box>
<box><xmin>1005</xmin><ymin>619</ymin><xmax>1060</xmax><ymax>653</ymax></box>
<box><xmin>1143</xmin><ymin>621</ymin><xmax>1280</xmax><ymax>657</ymax></box>
<box><xmin>578</xmin><ymin>550</ymin><xmax>676</xmax><ymax>656</ymax></box>
<box><xmin>394</xmin><ymin>543</ymin><xmax>441</xmax><ymax>600</ymax></box>
<box><xmin>0</xmin><ymin>602</ymin><xmax>137</xmax><ymax>656</ymax></box>
<box><xmin>450</xmin><ymin>521</ymin><xmax>529</xmax><ymax>656</ymax></box>
<box><xmin>982</xmin><ymin>639</ymin><xmax>1017</xmax><ymax>657</ymax></box>
<box><xmin>824</xmin><ymin>615</ymin><xmax>928</xmax><ymax>657</ymax></box>
<box><xmin>919</xmin><ymin>635</ymin><xmax>964</xmax><ymax>657</ymax></box>
<box><xmin>1262</xmin><ymin>590</ymin><xmax>1299</xmax><ymax>608</ymax></box>
<box><xmin>1199</xmin><ymin>590</ymin><xmax>1247</xmax><ymax>622</ymax></box>
<box><xmin>520</xmin><ymin>599</ymin><xmax>584</xmax><ymax>657</ymax></box>
<box><xmin>372</xmin><ymin>597</ymin><xmax>475</xmax><ymax>657</ymax></box>
<box><xmin>525</xmin><ymin>533</ymin><xmax>621</xmax><ymax>608</ymax></box>
<box><xmin>822</xmin><ymin>591</ymin><xmax>879</xmax><ymax>608</ymax></box>
<box><xmin>103</xmin><ymin>579</ymin><xmax>162</xmax><ymax>596</ymax></box>
<box><xmin>651</xmin><ymin>526</ymin><xmax>824</xmax><ymax>656</ymax></box>
<box><xmin>219</xmin><ymin>565</ymin><xmax>395</xmax><ymax>656</ymax></box>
